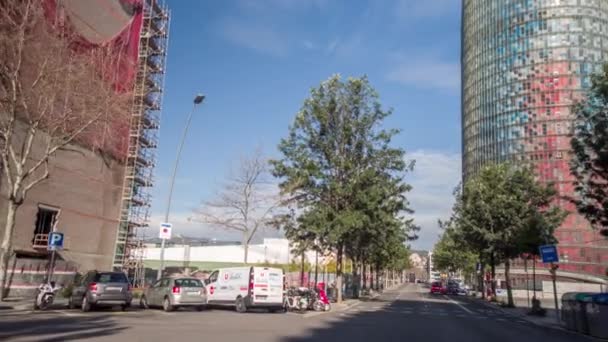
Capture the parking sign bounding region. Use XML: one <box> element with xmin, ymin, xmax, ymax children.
<box><xmin>539</xmin><ymin>245</ymin><xmax>559</xmax><ymax>263</ymax></box>
<box><xmin>48</xmin><ymin>232</ymin><xmax>64</xmax><ymax>251</ymax></box>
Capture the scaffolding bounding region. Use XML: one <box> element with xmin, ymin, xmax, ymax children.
<box><xmin>112</xmin><ymin>0</ymin><xmax>170</xmax><ymax>287</ymax></box>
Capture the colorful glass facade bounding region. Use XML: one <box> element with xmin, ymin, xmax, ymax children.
<box><xmin>462</xmin><ymin>0</ymin><xmax>608</xmax><ymax>278</ymax></box>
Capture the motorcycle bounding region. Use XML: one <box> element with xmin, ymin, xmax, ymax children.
<box><xmin>34</xmin><ymin>281</ymin><xmax>62</xmax><ymax>310</ymax></box>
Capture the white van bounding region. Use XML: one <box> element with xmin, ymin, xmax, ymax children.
<box><xmin>205</xmin><ymin>266</ymin><xmax>285</xmax><ymax>313</ymax></box>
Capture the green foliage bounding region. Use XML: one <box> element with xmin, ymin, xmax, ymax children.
<box><xmin>445</xmin><ymin>163</ymin><xmax>566</xmax><ymax>305</ymax></box>
<box><xmin>271</xmin><ymin>75</ymin><xmax>418</xmax><ymax>291</ymax></box>
<box><xmin>432</xmin><ymin>228</ymin><xmax>476</xmax><ymax>276</ymax></box>
<box><xmin>571</xmin><ymin>64</ymin><xmax>608</xmax><ymax>237</ymax></box>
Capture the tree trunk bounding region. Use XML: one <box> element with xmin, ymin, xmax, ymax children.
<box><xmin>300</xmin><ymin>252</ymin><xmax>305</xmax><ymax>286</ymax></box>
<box><xmin>0</xmin><ymin>201</ymin><xmax>18</xmax><ymax>300</ymax></box>
<box><xmin>505</xmin><ymin>259</ymin><xmax>514</xmax><ymax>307</ymax></box>
<box><xmin>375</xmin><ymin>263</ymin><xmax>380</xmax><ymax>291</ymax></box>
<box><xmin>242</xmin><ymin>235</ymin><xmax>249</xmax><ymax>264</ymax></box>
<box><xmin>362</xmin><ymin>263</ymin><xmax>367</xmax><ymax>290</ymax></box>
<box><xmin>490</xmin><ymin>253</ymin><xmax>497</xmax><ymax>299</ymax></box>
<box><xmin>369</xmin><ymin>264</ymin><xmax>375</xmax><ymax>290</ymax></box>
<box><xmin>352</xmin><ymin>259</ymin><xmax>360</xmax><ymax>299</ymax></box>
<box><xmin>336</xmin><ymin>244</ymin><xmax>343</xmax><ymax>303</ymax></box>
<box><xmin>479</xmin><ymin>262</ymin><xmax>486</xmax><ymax>300</ymax></box>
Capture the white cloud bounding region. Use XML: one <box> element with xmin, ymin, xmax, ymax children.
<box><xmin>220</xmin><ymin>18</ymin><xmax>287</xmax><ymax>57</ymax></box>
<box><xmin>152</xmin><ymin>150</ymin><xmax>462</xmax><ymax>251</ymax></box>
<box><xmin>386</xmin><ymin>59</ymin><xmax>461</xmax><ymax>91</ymax></box>
<box><xmin>407</xmin><ymin>150</ymin><xmax>462</xmax><ymax>250</ymax></box>
<box><xmin>148</xmin><ymin>212</ymin><xmax>261</xmax><ymax>242</ymax></box>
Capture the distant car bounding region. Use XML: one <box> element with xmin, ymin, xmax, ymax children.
<box><xmin>69</xmin><ymin>271</ymin><xmax>132</xmax><ymax>312</ymax></box>
<box><xmin>457</xmin><ymin>287</ymin><xmax>469</xmax><ymax>296</ymax></box>
<box><xmin>446</xmin><ymin>284</ymin><xmax>460</xmax><ymax>295</ymax></box>
<box><xmin>140</xmin><ymin>277</ymin><xmax>207</xmax><ymax>312</ymax></box>
<box><xmin>430</xmin><ymin>282</ymin><xmax>446</xmax><ymax>295</ymax></box>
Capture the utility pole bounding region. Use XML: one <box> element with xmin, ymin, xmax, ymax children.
<box><xmin>157</xmin><ymin>94</ymin><xmax>205</xmax><ymax>280</ymax></box>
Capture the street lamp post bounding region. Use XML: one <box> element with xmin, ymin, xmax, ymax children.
<box><xmin>157</xmin><ymin>94</ymin><xmax>205</xmax><ymax>280</ymax></box>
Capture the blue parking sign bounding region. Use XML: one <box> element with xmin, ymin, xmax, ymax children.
<box><xmin>48</xmin><ymin>232</ymin><xmax>64</xmax><ymax>251</ymax></box>
<box><xmin>539</xmin><ymin>245</ymin><xmax>558</xmax><ymax>263</ymax></box>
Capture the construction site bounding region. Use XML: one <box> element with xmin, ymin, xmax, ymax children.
<box><xmin>0</xmin><ymin>0</ymin><xmax>169</xmax><ymax>296</ymax></box>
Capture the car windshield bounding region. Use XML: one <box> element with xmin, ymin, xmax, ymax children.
<box><xmin>174</xmin><ymin>278</ymin><xmax>203</xmax><ymax>287</ymax></box>
<box><xmin>432</xmin><ymin>282</ymin><xmax>441</xmax><ymax>287</ymax></box>
<box><xmin>95</xmin><ymin>273</ymin><xmax>128</xmax><ymax>283</ymax></box>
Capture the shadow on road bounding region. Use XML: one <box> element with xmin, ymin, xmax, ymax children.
<box><xmin>279</xmin><ymin>293</ymin><xmax>590</xmax><ymax>342</ymax></box>
<box><xmin>0</xmin><ymin>315</ymin><xmax>128</xmax><ymax>341</ymax></box>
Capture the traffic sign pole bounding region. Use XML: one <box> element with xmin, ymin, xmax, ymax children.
<box><xmin>550</xmin><ymin>263</ymin><xmax>560</xmax><ymax>324</ymax></box>
<box><xmin>46</xmin><ymin>232</ymin><xmax>64</xmax><ymax>283</ymax></box>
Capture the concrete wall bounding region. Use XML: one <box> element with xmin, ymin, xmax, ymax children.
<box><xmin>2</xmin><ymin>257</ymin><xmax>78</xmax><ymax>297</ymax></box>
<box><xmin>145</xmin><ymin>238</ymin><xmax>320</xmax><ymax>265</ymax></box>
<box><xmin>0</xmin><ymin>124</ymin><xmax>124</xmax><ymax>292</ymax></box>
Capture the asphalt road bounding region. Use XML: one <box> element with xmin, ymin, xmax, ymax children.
<box><xmin>0</xmin><ymin>284</ymin><xmax>596</xmax><ymax>342</ymax></box>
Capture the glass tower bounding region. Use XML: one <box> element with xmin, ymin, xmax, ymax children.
<box><xmin>462</xmin><ymin>0</ymin><xmax>608</xmax><ymax>278</ymax></box>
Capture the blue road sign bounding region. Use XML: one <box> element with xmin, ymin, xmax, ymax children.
<box><xmin>48</xmin><ymin>232</ymin><xmax>64</xmax><ymax>251</ymax></box>
<box><xmin>539</xmin><ymin>245</ymin><xmax>558</xmax><ymax>263</ymax></box>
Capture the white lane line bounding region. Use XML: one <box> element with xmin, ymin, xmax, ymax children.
<box><xmin>444</xmin><ymin>295</ymin><xmax>474</xmax><ymax>314</ymax></box>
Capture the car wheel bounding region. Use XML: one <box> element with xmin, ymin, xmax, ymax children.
<box><xmin>235</xmin><ymin>297</ymin><xmax>247</xmax><ymax>313</ymax></box>
<box><xmin>140</xmin><ymin>296</ymin><xmax>149</xmax><ymax>309</ymax></box>
<box><xmin>163</xmin><ymin>297</ymin><xmax>173</xmax><ymax>312</ymax></box>
<box><xmin>195</xmin><ymin>305</ymin><xmax>205</xmax><ymax>312</ymax></box>
<box><xmin>121</xmin><ymin>303</ymin><xmax>130</xmax><ymax>311</ymax></box>
<box><xmin>81</xmin><ymin>296</ymin><xmax>91</xmax><ymax>312</ymax></box>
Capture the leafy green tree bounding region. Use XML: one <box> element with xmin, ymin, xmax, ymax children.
<box><xmin>271</xmin><ymin>75</ymin><xmax>416</xmax><ymax>302</ymax></box>
<box><xmin>571</xmin><ymin>64</ymin><xmax>608</xmax><ymax>238</ymax></box>
<box><xmin>458</xmin><ymin>163</ymin><xmax>565</xmax><ymax>307</ymax></box>
<box><xmin>432</xmin><ymin>228</ymin><xmax>476</xmax><ymax>278</ymax></box>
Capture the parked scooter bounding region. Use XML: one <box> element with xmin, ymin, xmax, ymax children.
<box><xmin>311</xmin><ymin>287</ymin><xmax>331</xmax><ymax>312</ymax></box>
<box><xmin>284</xmin><ymin>287</ymin><xmax>309</xmax><ymax>312</ymax></box>
<box><xmin>34</xmin><ymin>281</ymin><xmax>62</xmax><ymax>310</ymax></box>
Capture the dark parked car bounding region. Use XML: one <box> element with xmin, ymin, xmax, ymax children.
<box><xmin>446</xmin><ymin>284</ymin><xmax>460</xmax><ymax>295</ymax></box>
<box><xmin>69</xmin><ymin>271</ymin><xmax>132</xmax><ymax>312</ymax></box>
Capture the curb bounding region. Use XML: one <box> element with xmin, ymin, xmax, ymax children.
<box><xmin>301</xmin><ymin>291</ymin><xmax>387</xmax><ymax>319</ymax></box>
<box><xmin>465</xmin><ymin>296</ymin><xmax>598</xmax><ymax>339</ymax></box>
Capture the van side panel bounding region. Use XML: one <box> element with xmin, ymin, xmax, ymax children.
<box><xmin>249</xmin><ymin>267</ymin><xmax>283</xmax><ymax>307</ymax></box>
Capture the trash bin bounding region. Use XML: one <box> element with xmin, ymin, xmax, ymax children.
<box><xmin>574</xmin><ymin>293</ymin><xmax>595</xmax><ymax>335</ymax></box>
<box><xmin>561</xmin><ymin>292</ymin><xmax>578</xmax><ymax>331</ymax></box>
<box><xmin>588</xmin><ymin>293</ymin><xmax>608</xmax><ymax>339</ymax></box>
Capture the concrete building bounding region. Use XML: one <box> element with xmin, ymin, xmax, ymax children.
<box><xmin>462</xmin><ymin>0</ymin><xmax>608</xmax><ymax>282</ymax></box>
<box><xmin>0</xmin><ymin>0</ymin><xmax>168</xmax><ymax>296</ymax></box>
<box><xmin>144</xmin><ymin>238</ymin><xmax>325</xmax><ymax>267</ymax></box>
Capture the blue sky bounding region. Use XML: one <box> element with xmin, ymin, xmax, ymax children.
<box><xmin>150</xmin><ymin>0</ymin><xmax>462</xmax><ymax>250</ymax></box>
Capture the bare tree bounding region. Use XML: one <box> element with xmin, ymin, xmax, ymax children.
<box><xmin>192</xmin><ymin>150</ymin><xmax>282</xmax><ymax>264</ymax></box>
<box><xmin>0</xmin><ymin>1</ymin><xmax>132</xmax><ymax>298</ymax></box>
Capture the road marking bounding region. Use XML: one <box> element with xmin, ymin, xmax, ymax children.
<box><xmin>444</xmin><ymin>295</ymin><xmax>473</xmax><ymax>314</ymax></box>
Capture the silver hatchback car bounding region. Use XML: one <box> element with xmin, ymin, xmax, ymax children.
<box><xmin>140</xmin><ymin>277</ymin><xmax>207</xmax><ymax>312</ymax></box>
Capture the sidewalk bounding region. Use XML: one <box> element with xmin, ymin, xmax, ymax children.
<box><xmin>0</xmin><ymin>296</ymin><xmax>68</xmax><ymax>312</ymax></box>
<box><xmin>470</xmin><ymin>295</ymin><xmax>566</xmax><ymax>332</ymax></box>
<box><xmin>302</xmin><ymin>285</ymin><xmax>390</xmax><ymax>318</ymax></box>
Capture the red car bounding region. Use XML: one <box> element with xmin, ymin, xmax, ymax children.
<box><xmin>430</xmin><ymin>281</ymin><xmax>446</xmax><ymax>295</ymax></box>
